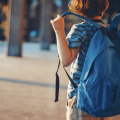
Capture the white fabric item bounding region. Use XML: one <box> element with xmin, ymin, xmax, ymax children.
<box><xmin>66</xmin><ymin>96</ymin><xmax>110</xmax><ymax>120</ymax></box>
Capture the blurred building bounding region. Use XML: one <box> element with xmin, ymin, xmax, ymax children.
<box><xmin>0</xmin><ymin>0</ymin><xmax>120</xmax><ymax>54</ymax></box>
<box><xmin>0</xmin><ymin>0</ymin><xmax>69</xmax><ymax>43</ymax></box>
<box><xmin>24</xmin><ymin>0</ymin><xmax>41</xmax><ymax>42</ymax></box>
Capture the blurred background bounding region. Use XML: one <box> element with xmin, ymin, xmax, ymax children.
<box><xmin>0</xmin><ymin>0</ymin><xmax>120</xmax><ymax>120</ymax></box>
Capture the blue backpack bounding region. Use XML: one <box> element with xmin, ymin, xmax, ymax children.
<box><xmin>54</xmin><ymin>12</ymin><xmax>120</xmax><ymax>117</ymax></box>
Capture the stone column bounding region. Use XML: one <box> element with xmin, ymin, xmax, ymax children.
<box><xmin>40</xmin><ymin>0</ymin><xmax>53</xmax><ymax>50</ymax></box>
<box><xmin>7</xmin><ymin>0</ymin><xmax>26</xmax><ymax>57</ymax></box>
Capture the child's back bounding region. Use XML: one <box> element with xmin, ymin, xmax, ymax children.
<box><xmin>51</xmin><ymin>0</ymin><xmax>110</xmax><ymax>119</ymax></box>
<box><xmin>67</xmin><ymin>21</ymin><xmax>98</xmax><ymax>99</ymax></box>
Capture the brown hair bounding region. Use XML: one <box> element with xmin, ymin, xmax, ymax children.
<box><xmin>68</xmin><ymin>0</ymin><xmax>109</xmax><ymax>19</ymax></box>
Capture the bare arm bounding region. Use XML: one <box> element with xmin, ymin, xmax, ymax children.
<box><xmin>51</xmin><ymin>15</ymin><xmax>80</xmax><ymax>67</ymax></box>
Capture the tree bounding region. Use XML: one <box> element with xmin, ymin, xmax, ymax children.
<box><xmin>8</xmin><ymin>0</ymin><xmax>26</xmax><ymax>57</ymax></box>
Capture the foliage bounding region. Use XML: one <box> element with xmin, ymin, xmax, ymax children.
<box><xmin>0</xmin><ymin>7</ymin><xmax>6</xmax><ymax>23</ymax></box>
<box><xmin>0</xmin><ymin>0</ymin><xmax>8</xmax><ymax>5</ymax></box>
<box><xmin>0</xmin><ymin>6</ymin><xmax>6</xmax><ymax>40</ymax></box>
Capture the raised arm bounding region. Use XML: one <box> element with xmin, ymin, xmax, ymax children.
<box><xmin>50</xmin><ymin>15</ymin><xmax>80</xmax><ymax>67</ymax></box>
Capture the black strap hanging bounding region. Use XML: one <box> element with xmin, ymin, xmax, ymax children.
<box><xmin>63</xmin><ymin>67</ymin><xmax>78</xmax><ymax>88</ymax></box>
<box><xmin>54</xmin><ymin>57</ymin><xmax>78</xmax><ymax>102</ymax></box>
<box><xmin>54</xmin><ymin>59</ymin><xmax>60</xmax><ymax>102</ymax></box>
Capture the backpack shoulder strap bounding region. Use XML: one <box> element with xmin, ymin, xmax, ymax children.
<box><xmin>62</xmin><ymin>12</ymin><xmax>101</xmax><ymax>29</ymax></box>
<box><xmin>109</xmin><ymin>13</ymin><xmax>120</xmax><ymax>29</ymax></box>
<box><xmin>108</xmin><ymin>13</ymin><xmax>120</xmax><ymax>40</ymax></box>
<box><xmin>80</xmin><ymin>29</ymin><xmax>115</xmax><ymax>81</ymax></box>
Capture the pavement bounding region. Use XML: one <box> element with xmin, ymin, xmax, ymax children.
<box><xmin>0</xmin><ymin>42</ymin><xmax>70</xmax><ymax>120</ymax></box>
<box><xmin>0</xmin><ymin>42</ymin><xmax>120</xmax><ymax>120</ymax></box>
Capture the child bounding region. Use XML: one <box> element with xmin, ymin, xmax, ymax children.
<box><xmin>51</xmin><ymin>0</ymin><xmax>110</xmax><ymax>120</ymax></box>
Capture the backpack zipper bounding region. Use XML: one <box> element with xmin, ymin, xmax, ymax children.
<box><xmin>113</xmin><ymin>86</ymin><xmax>117</xmax><ymax>103</ymax></box>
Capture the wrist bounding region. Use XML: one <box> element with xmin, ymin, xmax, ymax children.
<box><xmin>55</xmin><ymin>29</ymin><xmax>65</xmax><ymax>35</ymax></box>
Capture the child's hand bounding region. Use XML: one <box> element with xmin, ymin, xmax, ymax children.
<box><xmin>50</xmin><ymin>14</ymin><xmax>65</xmax><ymax>33</ymax></box>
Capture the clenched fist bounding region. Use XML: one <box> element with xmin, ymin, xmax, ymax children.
<box><xmin>50</xmin><ymin>14</ymin><xmax>65</xmax><ymax>33</ymax></box>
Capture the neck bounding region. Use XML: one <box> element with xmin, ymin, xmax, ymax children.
<box><xmin>91</xmin><ymin>16</ymin><xmax>102</xmax><ymax>20</ymax></box>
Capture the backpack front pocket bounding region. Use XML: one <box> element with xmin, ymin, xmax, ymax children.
<box><xmin>103</xmin><ymin>73</ymin><xmax>120</xmax><ymax>109</ymax></box>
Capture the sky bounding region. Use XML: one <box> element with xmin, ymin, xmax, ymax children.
<box><xmin>54</xmin><ymin>0</ymin><xmax>62</xmax><ymax>7</ymax></box>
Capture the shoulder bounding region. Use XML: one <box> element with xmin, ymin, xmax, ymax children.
<box><xmin>67</xmin><ymin>22</ymin><xmax>88</xmax><ymax>38</ymax></box>
<box><xmin>71</xmin><ymin>21</ymin><xmax>97</xmax><ymax>32</ymax></box>
<box><xmin>67</xmin><ymin>22</ymin><xmax>97</xmax><ymax>40</ymax></box>
<box><xmin>71</xmin><ymin>22</ymin><xmax>89</xmax><ymax>30</ymax></box>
